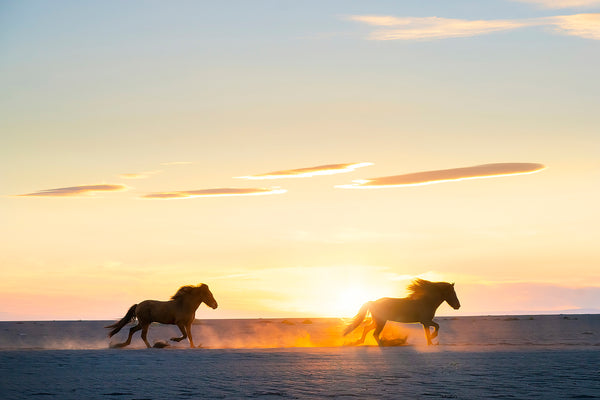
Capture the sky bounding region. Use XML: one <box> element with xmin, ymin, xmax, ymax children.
<box><xmin>1</xmin><ymin>0</ymin><xmax>599</xmax><ymax>320</ymax></box>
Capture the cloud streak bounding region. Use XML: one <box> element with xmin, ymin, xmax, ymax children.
<box><xmin>237</xmin><ymin>162</ymin><xmax>373</xmax><ymax>180</ymax></box>
<box><xmin>337</xmin><ymin>163</ymin><xmax>546</xmax><ymax>189</ymax></box>
<box><xmin>512</xmin><ymin>0</ymin><xmax>600</xmax><ymax>9</ymax></box>
<box><xmin>349</xmin><ymin>13</ymin><xmax>600</xmax><ymax>40</ymax></box>
<box><xmin>18</xmin><ymin>184</ymin><xmax>128</xmax><ymax>197</ymax></box>
<box><xmin>549</xmin><ymin>13</ymin><xmax>600</xmax><ymax>38</ymax></box>
<box><xmin>143</xmin><ymin>187</ymin><xmax>287</xmax><ymax>199</ymax></box>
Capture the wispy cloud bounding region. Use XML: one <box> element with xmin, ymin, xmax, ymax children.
<box><xmin>142</xmin><ymin>187</ymin><xmax>287</xmax><ymax>199</ymax></box>
<box><xmin>348</xmin><ymin>13</ymin><xmax>600</xmax><ymax>40</ymax></box>
<box><xmin>119</xmin><ymin>170</ymin><xmax>162</xmax><ymax>180</ymax></box>
<box><xmin>350</xmin><ymin>15</ymin><xmax>528</xmax><ymax>40</ymax></box>
<box><xmin>237</xmin><ymin>162</ymin><xmax>373</xmax><ymax>180</ymax></box>
<box><xmin>549</xmin><ymin>13</ymin><xmax>600</xmax><ymax>38</ymax></box>
<box><xmin>337</xmin><ymin>163</ymin><xmax>546</xmax><ymax>189</ymax></box>
<box><xmin>512</xmin><ymin>0</ymin><xmax>600</xmax><ymax>9</ymax></box>
<box><xmin>18</xmin><ymin>184</ymin><xmax>128</xmax><ymax>197</ymax></box>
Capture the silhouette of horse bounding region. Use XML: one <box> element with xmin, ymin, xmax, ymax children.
<box><xmin>343</xmin><ymin>279</ymin><xmax>460</xmax><ymax>346</ymax></box>
<box><xmin>106</xmin><ymin>283</ymin><xmax>218</xmax><ymax>348</ymax></box>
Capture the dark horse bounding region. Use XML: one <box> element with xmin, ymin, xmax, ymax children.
<box><xmin>343</xmin><ymin>279</ymin><xmax>460</xmax><ymax>346</ymax></box>
<box><xmin>106</xmin><ymin>283</ymin><xmax>218</xmax><ymax>348</ymax></box>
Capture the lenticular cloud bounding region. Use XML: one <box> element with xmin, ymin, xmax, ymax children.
<box><xmin>237</xmin><ymin>162</ymin><xmax>373</xmax><ymax>180</ymax></box>
<box><xmin>143</xmin><ymin>187</ymin><xmax>287</xmax><ymax>199</ymax></box>
<box><xmin>337</xmin><ymin>163</ymin><xmax>546</xmax><ymax>189</ymax></box>
<box><xmin>18</xmin><ymin>184</ymin><xmax>128</xmax><ymax>197</ymax></box>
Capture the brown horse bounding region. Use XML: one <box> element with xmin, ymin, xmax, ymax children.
<box><xmin>106</xmin><ymin>283</ymin><xmax>218</xmax><ymax>348</ymax></box>
<box><xmin>343</xmin><ymin>279</ymin><xmax>460</xmax><ymax>346</ymax></box>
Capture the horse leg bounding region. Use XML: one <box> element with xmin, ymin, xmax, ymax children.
<box><xmin>111</xmin><ymin>323</ymin><xmax>141</xmax><ymax>348</ymax></box>
<box><xmin>347</xmin><ymin>320</ymin><xmax>375</xmax><ymax>346</ymax></box>
<box><xmin>359</xmin><ymin>320</ymin><xmax>376</xmax><ymax>344</ymax></box>
<box><xmin>422</xmin><ymin>323</ymin><xmax>435</xmax><ymax>345</ymax></box>
<box><xmin>170</xmin><ymin>323</ymin><xmax>187</xmax><ymax>342</ymax></box>
<box><xmin>140</xmin><ymin>324</ymin><xmax>151</xmax><ymax>348</ymax></box>
<box><xmin>430</xmin><ymin>321</ymin><xmax>440</xmax><ymax>340</ymax></box>
<box><xmin>372</xmin><ymin>319</ymin><xmax>386</xmax><ymax>346</ymax></box>
<box><xmin>185</xmin><ymin>322</ymin><xmax>195</xmax><ymax>348</ymax></box>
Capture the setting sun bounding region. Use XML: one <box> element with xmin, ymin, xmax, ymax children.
<box><xmin>333</xmin><ymin>284</ymin><xmax>376</xmax><ymax>317</ymax></box>
<box><xmin>287</xmin><ymin>266</ymin><xmax>399</xmax><ymax>318</ymax></box>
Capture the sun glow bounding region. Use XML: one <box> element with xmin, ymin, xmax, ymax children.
<box><xmin>318</xmin><ymin>268</ymin><xmax>398</xmax><ymax>317</ymax></box>
<box><xmin>333</xmin><ymin>284</ymin><xmax>377</xmax><ymax>317</ymax></box>
<box><xmin>239</xmin><ymin>265</ymin><xmax>400</xmax><ymax>318</ymax></box>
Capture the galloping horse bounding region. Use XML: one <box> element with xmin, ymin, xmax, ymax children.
<box><xmin>343</xmin><ymin>279</ymin><xmax>460</xmax><ymax>346</ymax></box>
<box><xmin>106</xmin><ymin>283</ymin><xmax>218</xmax><ymax>348</ymax></box>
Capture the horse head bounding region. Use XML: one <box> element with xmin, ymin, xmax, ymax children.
<box><xmin>200</xmin><ymin>284</ymin><xmax>218</xmax><ymax>309</ymax></box>
<box><xmin>444</xmin><ymin>283</ymin><xmax>461</xmax><ymax>310</ymax></box>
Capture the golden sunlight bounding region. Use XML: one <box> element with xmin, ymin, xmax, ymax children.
<box><xmin>333</xmin><ymin>284</ymin><xmax>378</xmax><ymax>317</ymax></box>
<box><xmin>239</xmin><ymin>265</ymin><xmax>400</xmax><ymax>318</ymax></box>
<box><xmin>314</xmin><ymin>268</ymin><xmax>398</xmax><ymax>317</ymax></box>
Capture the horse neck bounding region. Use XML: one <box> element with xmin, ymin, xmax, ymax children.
<box><xmin>420</xmin><ymin>292</ymin><xmax>445</xmax><ymax>311</ymax></box>
<box><xmin>175</xmin><ymin>296</ymin><xmax>203</xmax><ymax>311</ymax></box>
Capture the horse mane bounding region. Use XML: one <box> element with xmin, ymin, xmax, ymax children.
<box><xmin>170</xmin><ymin>284</ymin><xmax>206</xmax><ymax>301</ymax></box>
<box><xmin>407</xmin><ymin>279</ymin><xmax>448</xmax><ymax>299</ymax></box>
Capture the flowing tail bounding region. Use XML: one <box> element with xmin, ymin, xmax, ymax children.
<box><xmin>105</xmin><ymin>304</ymin><xmax>137</xmax><ymax>337</ymax></box>
<box><xmin>343</xmin><ymin>302</ymin><xmax>371</xmax><ymax>336</ymax></box>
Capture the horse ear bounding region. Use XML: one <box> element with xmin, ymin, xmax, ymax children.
<box><xmin>451</xmin><ymin>282</ymin><xmax>455</xmax><ymax>287</ymax></box>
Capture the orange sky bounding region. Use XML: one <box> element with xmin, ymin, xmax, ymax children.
<box><xmin>1</xmin><ymin>1</ymin><xmax>599</xmax><ymax>320</ymax></box>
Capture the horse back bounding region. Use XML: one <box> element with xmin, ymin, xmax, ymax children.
<box><xmin>371</xmin><ymin>297</ymin><xmax>431</xmax><ymax>324</ymax></box>
<box><xmin>136</xmin><ymin>300</ymin><xmax>178</xmax><ymax>325</ymax></box>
